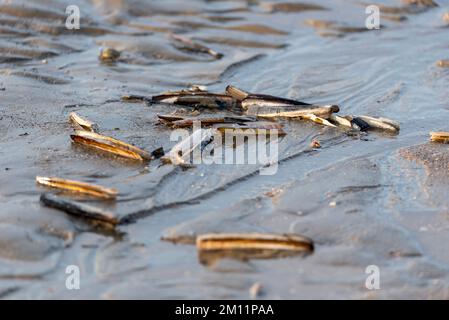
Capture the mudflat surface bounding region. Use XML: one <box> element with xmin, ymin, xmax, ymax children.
<box><xmin>1</xmin><ymin>0</ymin><xmax>449</xmax><ymax>299</ymax></box>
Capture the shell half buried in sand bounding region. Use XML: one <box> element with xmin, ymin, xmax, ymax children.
<box><xmin>430</xmin><ymin>131</ymin><xmax>449</xmax><ymax>143</ymax></box>
<box><xmin>40</xmin><ymin>193</ymin><xmax>119</xmax><ymax>226</ymax></box>
<box><xmin>70</xmin><ymin>130</ymin><xmax>152</xmax><ymax>161</ymax></box>
<box><xmin>196</xmin><ymin>233</ymin><xmax>313</xmax><ymax>264</ymax></box>
<box><xmin>36</xmin><ymin>176</ymin><xmax>118</xmax><ymax>200</ymax></box>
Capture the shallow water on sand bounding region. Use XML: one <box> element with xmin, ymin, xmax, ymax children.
<box><xmin>1</xmin><ymin>0</ymin><xmax>449</xmax><ymax>299</ymax></box>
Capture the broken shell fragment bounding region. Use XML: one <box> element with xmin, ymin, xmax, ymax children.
<box><xmin>189</xmin><ymin>85</ymin><xmax>208</xmax><ymax>92</ymax></box>
<box><xmin>69</xmin><ymin>112</ymin><xmax>98</xmax><ymax>132</ymax></box>
<box><xmin>36</xmin><ymin>176</ymin><xmax>118</xmax><ymax>200</ymax></box>
<box><xmin>249</xmin><ymin>282</ymin><xmax>263</xmax><ymax>299</ymax></box>
<box><xmin>299</xmin><ymin>114</ymin><xmax>337</xmax><ymax>127</ymax></box>
<box><xmin>99</xmin><ymin>47</ymin><xmax>121</xmax><ymax>63</ymax></box>
<box><xmin>162</xmin><ymin>128</ymin><xmax>215</xmax><ymax>166</ymax></box>
<box><xmin>430</xmin><ymin>131</ymin><xmax>449</xmax><ymax>143</ymax></box>
<box><xmin>196</xmin><ymin>233</ymin><xmax>314</xmax><ymax>264</ymax></box>
<box><xmin>171</xmin><ymin>34</ymin><xmax>223</xmax><ymax>59</ymax></box>
<box><xmin>225</xmin><ymin>85</ymin><xmax>250</xmax><ymax>101</ymax></box>
<box><xmin>40</xmin><ymin>193</ymin><xmax>119</xmax><ymax>226</ymax></box>
<box><xmin>310</xmin><ymin>140</ymin><xmax>321</xmax><ymax>148</ymax></box>
<box><xmin>437</xmin><ymin>60</ymin><xmax>449</xmax><ymax>68</ymax></box>
<box><xmin>158</xmin><ymin>86</ymin><xmax>209</xmax><ymax>97</ymax></box>
<box><xmin>71</xmin><ymin>130</ymin><xmax>152</xmax><ymax>161</ymax></box>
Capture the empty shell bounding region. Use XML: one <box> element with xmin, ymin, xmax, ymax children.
<box><xmin>71</xmin><ymin>130</ymin><xmax>152</xmax><ymax>161</ymax></box>
<box><xmin>36</xmin><ymin>176</ymin><xmax>117</xmax><ymax>199</ymax></box>
<box><xmin>197</xmin><ymin>233</ymin><xmax>314</xmax><ymax>253</ymax></box>
<box><xmin>430</xmin><ymin>131</ymin><xmax>449</xmax><ymax>143</ymax></box>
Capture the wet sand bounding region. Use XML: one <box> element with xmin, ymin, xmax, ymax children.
<box><xmin>1</xmin><ymin>0</ymin><xmax>449</xmax><ymax>299</ymax></box>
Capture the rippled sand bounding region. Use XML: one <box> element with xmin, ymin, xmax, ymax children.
<box><xmin>1</xmin><ymin>0</ymin><xmax>449</xmax><ymax>299</ymax></box>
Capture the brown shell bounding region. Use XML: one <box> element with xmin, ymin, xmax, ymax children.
<box><xmin>197</xmin><ymin>233</ymin><xmax>314</xmax><ymax>252</ymax></box>
<box><xmin>71</xmin><ymin>130</ymin><xmax>151</xmax><ymax>161</ymax></box>
<box><xmin>36</xmin><ymin>176</ymin><xmax>117</xmax><ymax>199</ymax></box>
<box><xmin>430</xmin><ymin>131</ymin><xmax>449</xmax><ymax>143</ymax></box>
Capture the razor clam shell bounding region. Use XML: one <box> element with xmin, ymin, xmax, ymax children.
<box><xmin>157</xmin><ymin>114</ymin><xmax>186</xmax><ymax>123</ymax></box>
<box><xmin>225</xmin><ymin>85</ymin><xmax>311</xmax><ymax>107</ymax></box>
<box><xmin>329</xmin><ymin>114</ymin><xmax>352</xmax><ymax>128</ymax></box>
<box><xmin>213</xmin><ymin>121</ymin><xmax>285</xmax><ymax>137</ymax></box>
<box><xmin>197</xmin><ymin>233</ymin><xmax>314</xmax><ymax>264</ymax></box>
<box><xmin>71</xmin><ymin>135</ymin><xmax>143</xmax><ymax>161</ymax></box>
<box><xmin>71</xmin><ymin>130</ymin><xmax>152</xmax><ymax>161</ymax></box>
<box><xmin>215</xmin><ymin>121</ymin><xmax>283</xmax><ymax>130</ymax></box>
<box><xmin>246</xmin><ymin>105</ymin><xmax>339</xmax><ymax>119</ymax></box>
<box><xmin>36</xmin><ymin>176</ymin><xmax>118</xmax><ymax>199</ymax></box>
<box><xmin>196</xmin><ymin>233</ymin><xmax>314</xmax><ymax>253</ymax></box>
<box><xmin>350</xmin><ymin>117</ymin><xmax>371</xmax><ymax>131</ymax></box>
<box><xmin>168</xmin><ymin>115</ymin><xmax>258</xmax><ymax>128</ymax></box>
<box><xmin>163</xmin><ymin>128</ymin><xmax>215</xmax><ymax>165</ymax></box>
<box><xmin>152</xmin><ymin>93</ymin><xmax>238</xmax><ymax>109</ymax></box>
<box><xmin>69</xmin><ymin>112</ymin><xmax>98</xmax><ymax>132</ymax></box>
<box><xmin>430</xmin><ymin>131</ymin><xmax>449</xmax><ymax>143</ymax></box>
<box><xmin>300</xmin><ymin>114</ymin><xmax>337</xmax><ymax>127</ymax></box>
<box><xmin>241</xmin><ymin>96</ymin><xmax>312</xmax><ymax>109</ymax></box>
<box><xmin>356</xmin><ymin>115</ymin><xmax>399</xmax><ymax>132</ymax></box>
<box><xmin>40</xmin><ymin>193</ymin><xmax>119</xmax><ymax>226</ymax></box>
